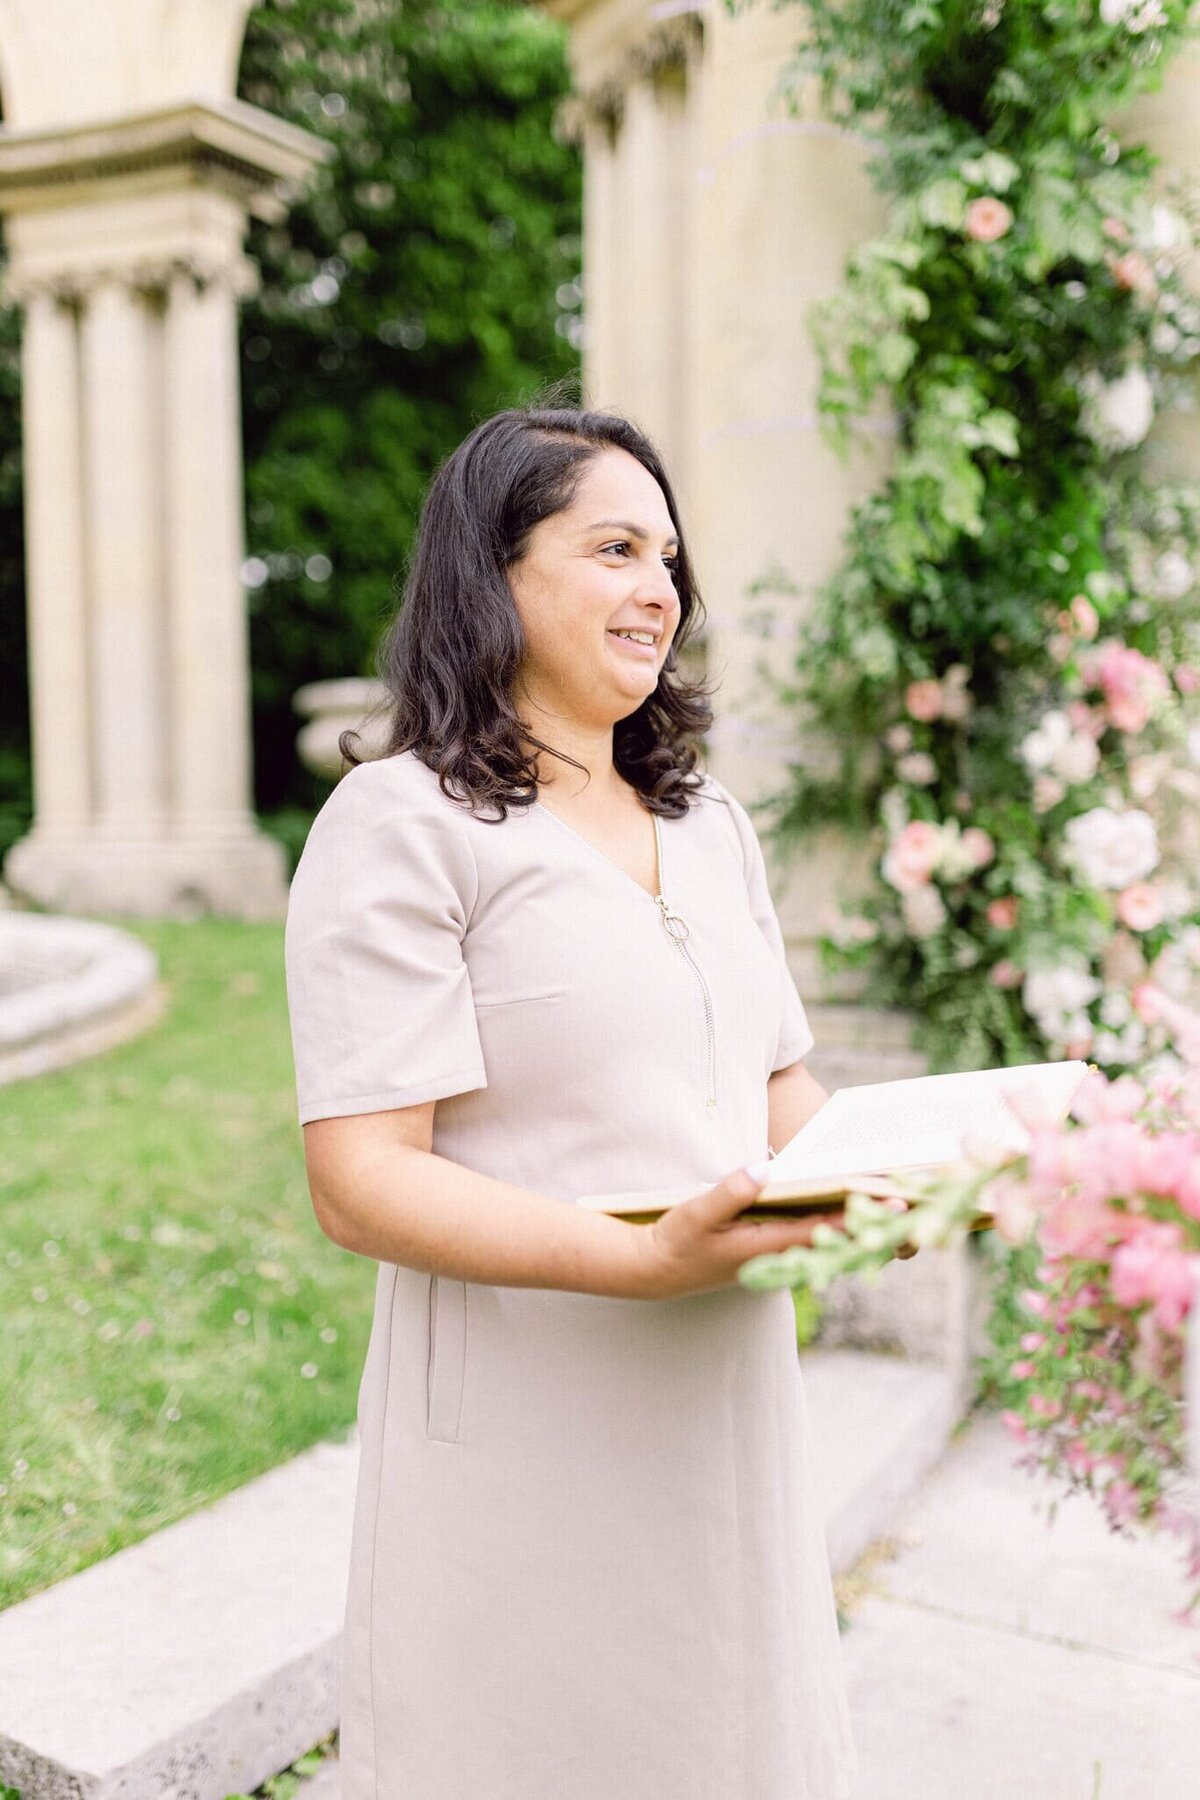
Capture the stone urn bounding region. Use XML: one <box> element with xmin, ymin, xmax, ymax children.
<box><xmin>293</xmin><ymin>679</ymin><xmax>391</xmax><ymax>781</ymax></box>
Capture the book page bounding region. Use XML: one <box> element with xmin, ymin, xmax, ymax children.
<box><xmin>770</xmin><ymin>1060</ymin><xmax>1089</xmax><ymax>1182</ymax></box>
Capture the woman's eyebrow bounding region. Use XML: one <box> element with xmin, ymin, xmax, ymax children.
<box><xmin>585</xmin><ymin>517</ymin><xmax>680</xmax><ymax>548</ymax></box>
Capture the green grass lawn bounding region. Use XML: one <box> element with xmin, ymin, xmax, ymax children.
<box><xmin>0</xmin><ymin>921</ymin><xmax>375</xmax><ymax>1611</ymax></box>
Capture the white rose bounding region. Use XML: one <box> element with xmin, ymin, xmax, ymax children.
<box><xmin>1145</xmin><ymin>204</ymin><xmax>1189</xmax><ymax>253</ymax></box>
<box><xmin>1099</xmin><ymin>0</ymin><xmax>1133</xmax><ymax>20</ymax></box>
<box><xmin>1020</xmin><ymin>710</ymin><xmax>1070</xmax><ymax>771</ymax></box>
<box><xmin>1023</xmin><ymin>962</ymin><xmax>1101</xmax><ymax>1028</ymax></box>
<box><xmin>1153</xmin><ymin>549</ymin><xmax>1193</xmax><ymax>599</ymax></box>
<box><xmin>1092</xmin><ymin>1028</ymin><xmax>1130</xmax><ymax>1066</ymax></box>
<box><xmin>1152</xmin><ymin>320</ymin><xmax>1182</xmax><ymax>356</ymax></box>
<box><xmin>1051</xmin><ymin>732</ymin><xmax>1101</xmax><ymax>785</ymax></box>
<box><xmin>901</xmin><ymin>885</ymin><xmax>948</xmax><ymax>940</ymax></box>
<box><xmin>1062</xmin><ymin>805</ymin><xmax>1159</xmax><ymax>888</ymax></box>
<box><xmin>895</xmin><ymin>751</ymin><xmax>937</xmax><ymax>786</ymax></box>
<box><xmin>1099</xmin><ymin>988</ymin><xmax>1132</xmax><ymax>1028</ymax></box>
<box><xmin>1077</xmin><ymin>365</ymin><xmax>1155</xmax><ymax>451</ymax></box>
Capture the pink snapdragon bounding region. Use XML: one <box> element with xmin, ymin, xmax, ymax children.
<box><xmin>1110</xmin><ymin>1221</ymin><xmax>1194</xmax><ymax>1329</ymax></box>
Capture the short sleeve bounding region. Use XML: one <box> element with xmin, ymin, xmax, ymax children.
<box><xmin>284</xmin><ymin>759</ymin><xmax>487</xmax><ymax>1124</ymax></box>
<box><xmin>712</xmin><ymin>779</ymin><xmax>816</xmax><ymax>1071</ymax></box>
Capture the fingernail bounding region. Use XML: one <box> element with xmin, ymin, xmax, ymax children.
<box><xmin>743</xmin><ymin>1159</ymin><xmax>772</xmax><ymax>1183</ymax></box>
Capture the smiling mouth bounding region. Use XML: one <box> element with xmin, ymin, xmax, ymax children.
<box><xmin>607</xmin><ymin>631</ymin><xmax>659</xmax><ymax>659</ymax></box>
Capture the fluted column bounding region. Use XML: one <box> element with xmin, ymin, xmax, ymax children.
<box><xmin>18</xmin><ymin>286</ymin><xmax>91</xmax><ymax>838</ymax></box>
<box><xmin>162</xmin><ymin>262</ymin><xmax>258</xmax><ymax>837</ymax></box>
<box><xmin>79</xmin><ymin>275</ymin><xmax>168</xmax><ymax>836</ymax></box>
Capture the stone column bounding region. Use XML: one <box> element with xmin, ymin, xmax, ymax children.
<box><xmin>0</xmin><ymin>102</ymin><xmax>330</xmax><ymax>917</ymax></box>
<box><xmin>162</xmin><ymin>260</ymin><xmax>259</xmax><ymax>840</ymax></box>
<box><xmin>18</xmin><ymin>285</ymin><xmax>91</xmax><ymax>840</ymax></box>
<box><xmin>79</xmin><ymin>274</ymin><xmax>169</xmax><ymax>836</ymax></box>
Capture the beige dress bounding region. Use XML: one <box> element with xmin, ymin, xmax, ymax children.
<box><xmin>284</xmin><ymin>749</ymin><xmax>858</xmax><ymax>1799</ymax></box>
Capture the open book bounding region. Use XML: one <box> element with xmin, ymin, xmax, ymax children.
<box><xmin>576</xmin><ymin>1060</ymin><xmax>1091</xmax><ymax>1223</ymax></box>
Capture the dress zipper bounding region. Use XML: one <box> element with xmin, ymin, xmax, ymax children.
<box><xmin>652</xmin><ymin>812</ymin><xmax>717</xmax><ymax>1110</ymax></box>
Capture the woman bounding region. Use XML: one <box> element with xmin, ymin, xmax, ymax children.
<box><xmin>285</xmin><ymin>401</ymin><xmax>864</xmax><ymax>1797</ymax></box>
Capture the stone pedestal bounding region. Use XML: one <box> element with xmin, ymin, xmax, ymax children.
<box><xmin>0</xmin><ymin>101</ymin><xmax>329</xmax><ymax>919</ymax></box>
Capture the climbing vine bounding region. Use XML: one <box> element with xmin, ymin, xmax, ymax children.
<box><xmin>743</xmin><ymin>0</ymin><xmax>1200</xmax><ymax>1074</ymax></box>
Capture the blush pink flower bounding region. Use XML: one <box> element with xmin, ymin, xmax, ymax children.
<box><xmin>1133</xmin><ymin>1131</ymin><xmax>1198</xmax><ymax>1197</ymax></box>
<box><xmin>1174</xmin><ymin>664</ymin><xmax>1200</xmax><ymax>696</ymax></box>
<box><xmin>1039</xmin><ymin>1189</ymin><xmax>1121</xmax><ymax>1260</ymax></box>
<box><xmin>965</xmin><ymin>196</ymin><xmax>1013</xmax><ymax>242</ymax></box>
<box><xmin>1081</xmin><ymin>641</ymin><xmax>1170</xmax><ymax>734</ymax></box>
<box><xmin>904</xmin><ymin>679</ymin><xmax>944</xmax><ymax>723</ymax></box>
<box><xmin>961</xmin><ymin>827</ymin><xmax>996</xmax><ymax>869</ymax></box>
<box><xmin>986</xmin><ymin>896</ymin><xmax>1020</xmax><ymax>930</ymax></box>
<box><xmin>1064</xmin><ymin>1440</ymin><xmax>1097</xmax><ymax>1476</ymax></box>
<box><xmin>1110</xmin><ymin>1221</ymin><xmax>1193</xmax><ymax>1329</ymax></box>
<box><xmin>1104</xmin><ymin>1480</ymin><xmax>1141</xmax><ymax>1527</ymax></box>
<box><xmin>1011</xmin><ymin>1359</ymin><xmax>1038</xmax><ymax>1381</ymax></box>
<box><xmin>1069</xmin><ymin>595</ymin><xmax>1101</xmax><ymax>640</ymax></box>
<box><xmin>1102</xmin><ymin>216</ymin><xmax>1130</xmax><ymax>243</ymax></box>
<box><xmin>990</xmin><ymin>958</ymin><xmax>1023</xmax><ymax>989</ymax></box>
<box><xmin>1070</xmin><ymin>1071</ymin><xmax>1145</xmax><ymax>1125</ymax></box>
<box><xmin>1111</xmin><ymin>250</ymin><xmax>1157</xmax><ymax>296</ymax></box>
<box><xmin>1116</xmin><ymin>882</ymin><xmax>1164</xmax><ymax>932</ymax></box>
<box><xmin>881</xmin><ymin>819</ymin><xmax>942</xmax><ymax>893</ymax></box>
<box><xmin>1001</xmin><ymin>1409</ymin><xmax>1031</xmax><ymax>1443</ymax></box>
<box><xmin>1029</xmin><ymin>1393</ymin><xmax>1062</xmax><ymax>1420</ymax></box>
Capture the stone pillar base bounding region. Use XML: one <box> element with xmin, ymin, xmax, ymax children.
<box><xmin>4</xmin><ymin>827</ymin><xmax>288</xmax><ymax>921</ymax></box>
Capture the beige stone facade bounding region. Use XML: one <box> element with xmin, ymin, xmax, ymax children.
<box><xmin>0</xmin><ymin>3</ymin><xmax>327</xmax><ymax>917</ymax></box>
<box><xmin>545</xmin><ymin>0</ymin><xmax>1200</xmax><ymax>997</ymax></box>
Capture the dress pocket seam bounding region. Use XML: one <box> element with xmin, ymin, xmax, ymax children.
<box><xmin>426</xmin><ymin>1274</ymin><xmax>467</xmax><ymax>1444</ymax></box>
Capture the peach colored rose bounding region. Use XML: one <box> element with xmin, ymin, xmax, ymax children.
<box><xmin>965</xmin><ymin>197</ymin><xmax>1013</xmax><ymax>242</ymax></box>
<box><xmin>1110</xmin><ymin>250</ymin><xmax>1157</xmax><ymax>296</ymax></box>
<box><xmin>1115</xmin><ymin>882</ymin><xmax>1164</xmax><ymax>932</ymax></box>
<box><xmin>881</xmin><ymin>819</ymin><xmax>942</xmax><ymax>893</ymax></box>
<box><xmin>986</xmin><ymin>896</ymin><xmax>1020</xmax><ymax>930</ymax></box>
<box><xmin>904</xmin><ymin>679</ymin><xmax>943</xmax><ymax>723</ymax></box>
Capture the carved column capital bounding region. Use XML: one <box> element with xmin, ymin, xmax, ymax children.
<box><xmin>555</xmin><ymin>13</ymin><xmax>704</xmax><ymax>145</ymax></box>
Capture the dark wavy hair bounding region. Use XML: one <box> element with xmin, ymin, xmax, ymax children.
<box><xmin>342</xmin><ymin>389</ymin><xmax>715</xmax><ymax>820</ymax></box>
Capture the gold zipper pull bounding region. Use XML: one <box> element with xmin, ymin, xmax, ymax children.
<box><xmin>654</xmin><ymin>894</ymin><xmax>690</xmax><ymax>942</ymax></box>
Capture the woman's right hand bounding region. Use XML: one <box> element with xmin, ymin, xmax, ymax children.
<box><xmin>632</xmin><ymin>1165</ymin><xmax>847</xmax><ymax>1300</ymax></box>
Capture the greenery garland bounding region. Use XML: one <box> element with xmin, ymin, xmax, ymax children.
<box><xmin>741</xmin><ymin>0</ymin><xmax>1200</xmax><ymax>1076</ymax></box>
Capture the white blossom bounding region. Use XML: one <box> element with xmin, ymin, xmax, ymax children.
<box><xmin>1023</xmin><ymin>963</ymin><xmax>1102</xmax><ymax>1033</ymax></box>
<box><xmin>1076</xmin><ymin>365</ymin><xmax>1155</xmax><ymax>451</ymax></box>
<box><xmin>901</xmin><ymin>886</ymin><xmax>948</xmax><ymax>940</ymax></box>
<box><xmin>1054</xmin><ymin>733</ymin><xmax>1101</xmax><ymax>785</ymax></box>
<box><xmin>1019</xmin><ymin>710</ymin><xmax>1070</xmax><ymax>771</ymax></box>
<box><xmin>895</xmin><ymin>751</ymin><xmax>937</xmax><ymax>786</ymax></box>
<box><xmin>1152</xmin><ymin>549</ymin><xmax>1193</xmax><ymax>599</ymax></box>
<box><xmin>1062</xmin><ymin>805</ymin><xmax>1159</xmax><ymax>889</ymax></box>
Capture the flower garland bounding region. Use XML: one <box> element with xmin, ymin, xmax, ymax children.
<box><xmin>738</xmin><ymin>997</ymin><xmax>1200</xmax><ymax>1628</ymax></box>
<box><xmin>749</xmin><ymin>0</ymin><xmax>1200</xmax><ymax>1074</ymax></box>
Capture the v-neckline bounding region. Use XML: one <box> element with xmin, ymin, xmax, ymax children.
<box><xmin>532</xmin><ymin>797</ymin><xmax>664</xmax><ymax>905</ymax></box>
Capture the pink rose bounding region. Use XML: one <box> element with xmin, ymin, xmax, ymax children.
<box><xmin>904</xmin><ymin>679</ymin><xmax>944</xmax><ymax>723</ymax></box>
<box><xmin>1011</xmin><ymin>1359</ymin><xmax>1038</xmax><ymax>1381</ymax></box>
<box><xmin>1133</xmin><ymin>1132</ymin><xmax>1199</xmax><ymax>1198</ymax></box>
<box><xmin>1174</xmin><ymin>664</ymin><xmax>1200</xmax><ymax>696</ymax></box>
<box><xmin>961</xmin><ymin>827</ymin><xmax>995</xmax><ymax>869</ymax></box>
<box><xmin>965</xmin><ymin>196</ymin><xmax>1013</xmax><ymax>243</ymax></box>
<box><xmin>1001</xmin><ymin>1409</ymin><xmax>1031</xmax><ymax>1443</ymax></box>
<box><xmin>1070</xmin><ymin>1071</ymin><xmax>1144</xmax><ymax>1125</ymax></box>
<box><xmin>1040</xmin><ymin>1190</ymin><xmax>1120</xmax><ymax>1259</ymax></box>
<box><xmin>986</xmin><ymin>896</ymin><xmax>1020</xmax><ymax>930</ymax></box>
<box><xmin>1069</xmin><ymin>595</ymin><xmax>1100</xmax><ymax>640</ymax></box>
<box><xmin>989</xmin><ymin>958</ymin><xmax>1023</xmax><ymax>989</ymax></box>
<box><xmin>1115</xmin><ymin>882</ymin><xmax>1163</xmax><ymax>932</ymax></box>
<box><xmin>881</xmin><ymin>819</ymin><xmax>942</xmax><ymax>893</ymax></box>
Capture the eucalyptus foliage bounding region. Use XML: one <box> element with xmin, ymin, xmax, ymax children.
<box><xmin>741</xmin><ymin>0</ymin><xmax>1200</xmax><ymax>1073</ymax></box>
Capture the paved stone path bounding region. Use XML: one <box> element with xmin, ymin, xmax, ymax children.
<box><xmin>839</xmin><ymin>1411</ymin><xmax>1200</xmax><ymax>1799</ymax></box>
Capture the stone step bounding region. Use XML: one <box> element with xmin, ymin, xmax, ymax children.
<box><xmin>0</xmin><ymin>1352</ymin><xmax>960</xmax><ymax>1800</ymax></box>
<box><xmin>0</xmin><ymin>1439</ymin><xmax>357</xmax><ymax>1800</ymax></box>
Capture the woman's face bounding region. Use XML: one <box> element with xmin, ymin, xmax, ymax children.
<box><xmin>507</xmin><ymin>447</ymin><xmax>683</xmax><ymax>733</ymax></box>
